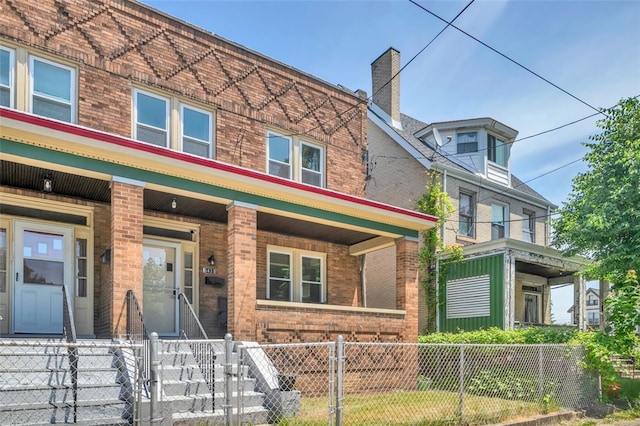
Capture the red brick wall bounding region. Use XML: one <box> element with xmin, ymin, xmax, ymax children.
<box><xmin>1</xmin><ymin>0</ymin><xmax>367</xmax><ymax>196</ymax></box>
<box><xmin>110</xmin><ymin>179</ymin><xmax>144</xmax><ymax>337</ymax></box>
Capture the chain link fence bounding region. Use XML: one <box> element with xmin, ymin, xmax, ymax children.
<box><xmin>0</xmin><ymin>339</ymin><xmax>142</xmax><ymax>425</ymax></box>
<box><xmin>0</xmin><ymin>337</ymin><xmax>599</xmax><ymax>425</ymax></box>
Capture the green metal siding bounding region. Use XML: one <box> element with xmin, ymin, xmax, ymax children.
<box><xmin>439</xmin><ymin>253</ymin><xmax>505</xmax><ymax>332</ymax></box>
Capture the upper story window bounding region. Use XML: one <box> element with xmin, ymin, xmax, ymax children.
<box><xmin>0</xmin><ymin>46</ymin><xmax>14</xmax><ymax>108</ymax></box>
<box><xmin>30</xmin><ymin>57</ymin><xmax>75</xmax><ymax>123</ymax></box>
<box><xmin>488</xmin><ymin>134</ymin><xmax>507</xmax><ymax>167</ymax></box>
<box><xmin>459</xmin><ymin>192</ymin><xmax>475</xmax><ymax>238</ymax></box>
<box><xmin>267</xmin><ymin>247</ymin><xmax>325</xmax><ymax>303</ymax></box>
<box><xmin>587</xmin><ymin>295</ymin><xmax>598</xmax><ymax>306</ymax></box>
<box><xmin>133</xmin><ymin>89</ymin><xmax>213</xmax><ymax>158</ymax></box>
<box><xmin>456</xmin><ymin>132</ymin><xmax>478</xmax><ymax>154</ymax></box>
<box><xmin>522</xmin><ymin>210</ymin><xmax>535</xmax><ymax>243</ymax></box>
<box><xmin>491</xmin><ymin>203</ymin><xmax>508</xmax><ymax>240</ymax></box>
<box><xmin>267</xmin><ymin>130</ymin><xmax>325</xmax><ymax>187</ymax></box>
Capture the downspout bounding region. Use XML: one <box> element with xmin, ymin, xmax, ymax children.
<box><xmin>360</xmin><ymin>254</ymin><xmax>367</xmax><ymax>308</ymax></box>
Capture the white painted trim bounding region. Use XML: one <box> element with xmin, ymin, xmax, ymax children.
<box><xmin>226</xmin><ymin>200</ymin><xmax>259</xmax><ymax>211</ymax></box>
<box><xmin>369</xmin><ymin>102</ymin><xmax>402</xmax><ymax>130</ymax></box>
<box><xmin>112</xmin><ymin>175</ymin><xmax>146</xmax><ymax>187</ymax></box>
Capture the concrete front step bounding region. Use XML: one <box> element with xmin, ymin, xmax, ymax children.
<box><xmin>0</xmin><ymin>399</ymin><xmax>130</xmax><ymax>425</ymax></box>
<box><xmin>172</xmin><ymin>404</ymin><xmax>269</xmax><ymax>426</ymax></box>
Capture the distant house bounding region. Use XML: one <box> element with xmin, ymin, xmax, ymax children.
<box><xmin>364</xmin><ymin>48</ymin><xmax>590</xmax><ymax>333</ymax></box>
<box><xmin>568</xmin><ymin>288</ymin><xmax>601</xmax><ymax>328</ymax></box>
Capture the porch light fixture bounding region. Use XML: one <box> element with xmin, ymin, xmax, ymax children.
<box><xmin>207</xmin><ymin>254</ymin><xmax>216</xmax><ymax>266</ymax></box>
<box><xmin>43</xmin><ymin>174</ymin><xmax>53</xmax><ymax>193</ymax></box>
<box><xmin>171</xmin><ymin>197</ymin><xmax>177</xmax><ymax>209</ymax></box>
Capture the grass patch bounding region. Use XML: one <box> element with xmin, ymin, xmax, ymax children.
<box><xmin>277</xmin><ymin>390</ymin><xmax>553</xmax><ymax>425</ymax></box>
<box><xmin>619</xmin><ymin>378</ymin><xmax>640</xmax><ymax>401</ymax></box>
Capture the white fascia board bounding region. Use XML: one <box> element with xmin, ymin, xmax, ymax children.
<box><xmin>369</xmin><ymin>102</ymin><xmax>403</xmax><ymax>130</ymax></box>
<box><xmin>367</xmin><ymin>108</ymin><xmax>432</xmax><ymax>170</ymax></box>
<box><xmin>432</xmin><ymin>163</ymin><xmax>556</xmax><ymax>210</ymax></box>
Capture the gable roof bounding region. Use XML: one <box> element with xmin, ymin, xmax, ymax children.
<box><xmin>368</xmin><ymin>105</ymin><xmax>553</xmax><ymax>207</ymax></box>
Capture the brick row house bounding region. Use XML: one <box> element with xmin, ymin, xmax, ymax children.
<box><xmin>0</xmin><ymin>1</ymin><xmax>436</xmax><ymax>343</ymax></box>
<box><xmin>364</xmin><ymin>48</ymin><xmax>589</xmax><ymax>332</ymax></box>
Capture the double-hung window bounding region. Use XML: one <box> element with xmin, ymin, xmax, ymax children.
<box><xmin>458</xmin><ymin>192</ymin><xmax>475</xmax><ymax>237</ymax></box>
<box><xmin>267</xmin><ymin>131</ymin><xmax>325</xmax><ymax>187</ymax></box>
<box><xmin>135</xmin><ymin>90</ymin><xmax>169</xmax><ymax>147</ymax></box>
<box><xmin>456</xmin><ymin>132</ymin><xmax>478</xmax><ymax>154</ymax></box>
<box><xmin>522</xmin><ymin>210</ymin><xmax>535</xmax><ymax>243</ymax></box>
<box><xmin>134</xmin><ymin>89</ymin><xmax>213</xmax><ymax>158</ymax></box>
<box><xmin>488</xmin><ymin>134</ymin><xmax>507</xmax><ymax>167</ymax></box>
<box><xmin>491</xmin><ymin>203</ymin><xmax>508</xmax><ymax>240</ymax></box>
<box><xmin>30</xmin><ymin>56</ymin><xmax>75</xmax><ymax>123</ymax></box>
<box><xmin>0</xmin><ymin>46</ymin><xmax>14</xmax><ymax>108</ymax></box>
<box><xmin>267</xmin><ymin>247</ymin><xmax>325</xmax><ymax>303</ymax></box>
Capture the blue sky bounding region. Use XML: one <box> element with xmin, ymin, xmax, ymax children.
<box><xmin>143</xmin><ymin>0</ymin><xmax>640</xmax><ymax>323</ymax></box>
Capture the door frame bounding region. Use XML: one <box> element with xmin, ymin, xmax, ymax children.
<box><xmin>13</xmin><ymin>220</ymin><xmax>74</xmax><ymax>334</ymax></box>
<box><xmin>143</xmin><ymin>237</ymin><xmax>182</xmax><ymax>337</ymax></box>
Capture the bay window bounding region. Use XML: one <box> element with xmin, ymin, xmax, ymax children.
<box><xmin>488</xmin><ymin>134</ymin><xmax>507</xmax><ymax>167</ymax></box>
<box><xmin>456</xmin><ymin>132</ymin><xmax>478</xmax><ymax>154</ymax></box>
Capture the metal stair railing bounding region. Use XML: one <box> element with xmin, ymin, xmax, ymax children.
<box><xmin>61</xmin><ymin>284</ymin><xmax>78</xmax><ymax>423</ymax></box>
<box><xmin>178</xmin><ymin>292</ymin><xmax>216</xmax><ymax>410</ymax></box>
<box><xmin>126</xmin><ymin>290</ymin><xmax>150</xmax><ymax>393</ymax></box>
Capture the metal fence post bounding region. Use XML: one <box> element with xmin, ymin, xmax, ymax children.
<box><xmin>458</xmin><ymin>345</ymin><xmax>465</xmax><ymax>421</ymax></box>
<box><xmin>335</xmin><ymin>335</ymin><xmax>344</xmax><ymax>426</ymax></box>
<box><xmin>149</xmin><ymin>332</ymin><xmax>160</xmax><ymax>425</ymax></box>
<box><xmin>224</xmin><ymin>333</ymin><xmax>233</xmax><ymax>426</ymax></box>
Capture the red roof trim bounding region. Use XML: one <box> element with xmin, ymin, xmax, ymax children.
<box><xmin>1</xmin><ymin>108</ymin><xmax>437</xmax><ymax>223</ymax></box>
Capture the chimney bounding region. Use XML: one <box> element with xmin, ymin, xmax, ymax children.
<box><xmin>371</xmin><ymin>47</ymin><xmax>401</xmax><ymax>125</ymax></box>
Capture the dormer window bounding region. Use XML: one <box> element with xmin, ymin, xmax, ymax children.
<box><xmin>488</xmin><ymin>134</ymin><xmax>507</xmax><ymax>167</ymax></box>
<box><xmin>456</xmin><ymin>132</ymin><xmax>478</xmax><ymax>154</ymax></box>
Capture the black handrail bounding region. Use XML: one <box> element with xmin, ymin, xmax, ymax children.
<box><xmin>61</xmin><ymin>284</ymin><xmax>78</xmax><ymax>423</ymax></box>
<box><xmin>126</xmin><ymin>290</ymin><xmax>150</xmax><ymax>390</ymax></box>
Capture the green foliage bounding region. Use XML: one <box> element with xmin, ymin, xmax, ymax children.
<box><xmin>466</xmin><ymin>369</ymin><xmax>556</xmax><ymax>405</ymax></box>
<box><xmin>418</xmin><ymin>327</ymin><xmax>578</xmax><ymax>344</ymax></box>
<box><xmin>552</xmin><ymin>97</ymin><xmax>640</xmax><ymax>282</ymax></box>
<box><xmin>567</xmin><ymin>331</ymin><xmax>619</xmax><ymax>385</ymax></box>
<box><xmin>416</xmin><ymin>171</ymin><xmax>457</xmax><ymax>333</ymax></box>
<box><xmin>604</xmin><ymin>270</ymin><xmax>640</xmax><ymax>358</ymax></box>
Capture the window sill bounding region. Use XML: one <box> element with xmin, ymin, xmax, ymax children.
<box><xmin>456</xmin><ymin>235</ymin><xmax>476</xmax><ymax>244</ymax></box>
<box><xmin>256</xmin><ymin>299</ymin><xmax>406</xmax><ymax>316</ymax></box>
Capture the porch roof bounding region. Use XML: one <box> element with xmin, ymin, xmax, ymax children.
<box><xmin>1</xmin><ymin>108</ymin><xmax>436</xmax><ymax>249</ymax></box>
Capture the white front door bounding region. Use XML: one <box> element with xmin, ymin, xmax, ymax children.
<box><xmin>143</xmin><ymin>240</ymin><xmax>180</xmax><ymax>336</ymax></box>
<box><xmin>13</xmin><ymin>221</ymin><xmax>73</xmax><ymax>334</ymax></box>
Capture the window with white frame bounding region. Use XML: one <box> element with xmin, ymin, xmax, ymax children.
<box><xmin>30</xmin><ymin>56</ymin><xmax>75</xmax><ymax>123</ymax></box>
<box><xmin>0</xmin><ymin>46</ymin><xmax>14</xmax><ymax>108</ymax></box>
<box><xmin>491</xmin><ymin>203</ymin><xmax>508</xmax><ymax>240</ymax></box>
<box><xmin>487</xmin><ymin>134</ymin><xmax>507</xmax><ymax>167</ymax></box>
<box><xmin>267</xmin><ymin>247</ymin><xmax>325</xmax><ymax>303</ymax></box>
<box><xmin>267</xmin><ymin>130</ymin><xmax>325</xmax><ymax>187</ymax></box>
<box><xmin>133</xmin><ymin>89</ymin><xmax>213</xmax><ymax>158</ymax></box>
<box><xmin>458</xmin><ymin>191</ymin><xmax>475</xmax><ymax>237</ymax></box>
<box><xmin>522</xmin><ymin>210</ymin><xmax>535</xmax><ymax>243</ymax></box>
<box><xmin>456</xmin><ymin>132</ymin><xmax>478</xmax><ymax>154</ymax></box>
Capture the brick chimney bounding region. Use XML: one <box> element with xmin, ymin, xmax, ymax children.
<box><xmin>371</xmin><ymin>47</ymin><xmax>401</xmax><ymax>125</ymax></box>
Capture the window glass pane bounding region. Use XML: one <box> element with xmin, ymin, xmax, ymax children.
<box><xmin>136</xmin><ymin>92</ymin><xmax>167</xmax><ymax>129</ymax></box>
<box><xmin>495</xmin><ymin>138</ymin><xmax>506</xmax><ymax>166</ymax></box>
<box><xmin>0</xmin><ymin>88</ymin><xmax>9</xmax><ymax>108</ymax></box>
<box><xmin>24</xmin><ymin>259</ymin><xmax>63</xmax><ymax>285</ymax></box>
<box><xmin>184</xmin><ymin>252</ymin><xmax>193</xmax><ymax>269</ymax></box>
<box><xmin>33</xmin><ymin>59</ymin><xmax>71</xmax><ymax>102</ymax></box>
<box><xmin>33</xmin><ymin>97</ymin><xmax>71</xmax><ymax>122</ymax></box>
<box><xmin>0</xmin><ymin>49</ymin><xmax>9</xmax><ymax>87</ymax></box>
<box><xmin>268</xmin><ymin>134</ymin><xmax>290</xmax><ymax>163</ymax></box>
<box><xmin>0</xmin><ymin>228</ymin><xmax>6</xmax><ymax>293</ymax></box>
<box><xmin>301</xmin><ymin>169</ymin><xmax>321</xmax><ymax>186</ymax></box>
<box><xmin>269</xmin><ymin>252</ymin><xmax>290</xmax><ymax>279</ymax></box>
<box><xmin>301</xmin><ymin>144</ymin><xmax>321</xmax><ymax>172</ymax></box>
<box><xmin>269</xmin><ymin>279</ymin><xmax>290</xmax><ymax>301</ymax></box>
<box><xmin>76</xmin><ymin>239</ymin><xmax>87</xmax><ymax>257</ymax></box>
<box><xmin>302</xmin><ymin>257</ymin><xmax>321</xmax><ymax>283</ymax></box>
<box><xmin>136</xmin><ymin>125</ymin><xmax>167</xmax><ymax>147</ymax></box>
<box><xmin>302</xmin><ymin>282</ymin><xmax>321</xmax><ymax>303</ymax></box>
<box><xmin>183</xmin><ymin>138</ymin><xmax>210</xmax><ymax>157</ymax></box>
<box><xmin>458</xmin><ymin>132</ymin><xmax>477</xmax><ymax>144</ymax></box>
<box><xmin>491</xmin><ymin>205</ymin><xmax>504</xmax><ymax>223</ymax></box>
<box><xmin>183</xmin><ymin>107</ymin><xmax>210</xmax><ymax>142</ymax></box>
<box><xmin>269</xmin><ymin>161</ymin><xmax>290</xmax><ymax>179</ymax></box>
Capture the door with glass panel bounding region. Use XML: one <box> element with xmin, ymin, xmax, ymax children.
<box><xmin>143</xmin><ymin>240</ymin><xmax>180</xmax><ymax>336</ymax></box>
<box><xmin>13</xmin><ymin>221</ymin><xmax>73</xmax><ymax>334</ymax></box>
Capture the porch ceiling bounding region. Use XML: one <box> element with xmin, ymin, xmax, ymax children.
<box><xmin>515</xmin><ymin>260</ymin><xmax>573</xmax><ymax>279</ymax></box>
<box><xmin>1</xmin><ymin>161</ymin><xmax>377</xmax><ymax>245</ymax></box>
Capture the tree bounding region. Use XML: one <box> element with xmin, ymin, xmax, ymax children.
<box><xmin>553</xmin><ymin>97</ymin><xmax>640</xmax><ymax>358</ymax></box>
<box><xmin>552</xmin><ymin>97</ymin><xmax>640</xmax><ymax>282</ymax></box>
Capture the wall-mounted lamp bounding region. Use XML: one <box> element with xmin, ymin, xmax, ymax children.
<box><xmin>207</xmin><ymin>254</ymin><xmax>216</xmax><ymax>267</ymax></box>
<box><xmin>171</xmin><ymin>197</ymin><xmax>177</xmax><ymax>209</ymax></box>
<box><xmin>43</xmin><ymin>174</ymin><xmax>53</xmax><ymax>193</ymax></box>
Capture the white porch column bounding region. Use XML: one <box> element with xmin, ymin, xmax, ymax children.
<box><xmin>573</xmin><ymin>275</ymin><xmax>586</xmax><ymax>330</ymax></box>
<box><xmin>504</xmin><ymin>250</ymin><xmax>516</xmax><ymax>329</ymax></box>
